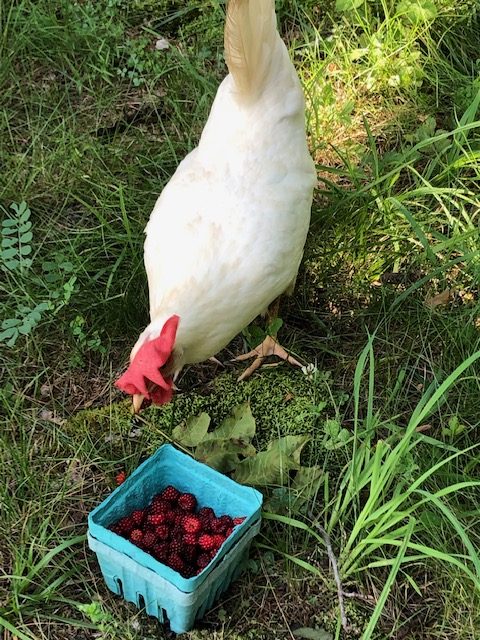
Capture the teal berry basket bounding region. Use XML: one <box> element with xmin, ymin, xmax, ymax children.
<box><xmin>87</xmin><ymin>444</ymin><xmax>263</xmax><ymax>634</ymax></box>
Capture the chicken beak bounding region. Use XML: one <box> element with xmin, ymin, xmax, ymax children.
<box><xmin>132</xmin><ymin>394</ymin><xmax>144</xmax><ymax>414</ymax></box>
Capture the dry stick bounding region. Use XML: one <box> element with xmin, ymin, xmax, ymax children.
<box><xmin>311</xmin><ymin>521</ymin><xmax>350</xmax><ymax>632</ymax></box>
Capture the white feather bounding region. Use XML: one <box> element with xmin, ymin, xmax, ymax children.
<box><xmin>132</xmin><ymin>0</ymin><xmax>316</xmax><ymax>370</ymax></box>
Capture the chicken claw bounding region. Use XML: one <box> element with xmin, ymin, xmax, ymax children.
<box><xmin>233</xmin><ymin>335</ymin><xmax>302</xmax><ymax>381</ymax></box>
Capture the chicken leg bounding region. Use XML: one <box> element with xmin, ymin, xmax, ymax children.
<box><xmin>233</xmin><ymin>297</ymin><xmax>302</xmax><ymax>381</ymax></box>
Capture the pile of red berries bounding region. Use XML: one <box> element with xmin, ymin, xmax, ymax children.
<box><xmin>108</xmin><ymin>485</ymin><xmax>245</xmax><ymax>578</ymax></box>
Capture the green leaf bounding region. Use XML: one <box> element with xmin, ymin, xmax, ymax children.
<box><xmin>20</xmin><ymin>245</ymin><xmax>32</xmax><ymax>256</ymax></box>
<box><xmin>5</xmin><ymin>259</ymin><xmax>20</xmax><ymax>270</ymax></box>
<box><xmin>18</xmin><ymin>203</ymin><xmax>31</xmax><ymax>223</ymax></box>
<box><xmin>233</xmin><ymin>435</ymin><xmax>310</xmax><ymax>486</ymax></box>
<box><xmin>335</xmin><ymin>0</ymin><xmax>363</xmax><ymax>11</ymax></box>
<box><xmin>0</xmin><ymin>327</ymin><xmax>18</xmax><ymax>342</ymax></box>
<box><xmin>18</xmin><ymin>221</ymin><xmax>32</xmax><ymax>233</ymax></box>
<box><xmin>20</xmin><ymin>231</ymin><xmax>33</xmax><ymax>243</ymax></box>
<box><xmin>1</xmin><ymin>218</ymin><xmax>17</xmax><ymax>228</ymax></box>
<box><xmin>1</xmin><ymin>225</ymin><xmax>17</xmax><ymax>235</ymax></box>
<box><xmin>1</xmin><ymin>247</ymin><xmax>17</xmax><ymax>259</ymax></box>
<box><xmin>204</xmin><ymin>402</ymin><xmax>256</xmax><ymax>442</ymax></box>
<box><xmin>324</xmin><ymin>418</ymin><xmax>340</xmax><ymax>437</ymax></box>
<box><xmin>195</xmin><ymin>438</ymin><xmax>256</xmax><ymax>473</ymax></box>
<box><xmin>267</xmin><ymin>316</ymin><xmax>283</xmax><ymax>336</ymax></box>
<box><xmin>294</xmin><ymin>629</ymin><xmax>333</xmax><ymax>640</ymax></box>
<box><xmin>397</xmin><ymin>0</ymin><xmax>437</xmax><ymax>22</ymax></box>
<box><xmin>1</xmin><ymin>237</ymin><xmax>16</xmax><ymax>247</ymax></box>
<box><xmin>172</xmin><ymin>412</ymin><xmax>211</xmax><ymax>447</ymax></box>
<box><xmin>2</xmin><ymin>318</ymin><xmax>21</xmax><ymax>328</ymax></box>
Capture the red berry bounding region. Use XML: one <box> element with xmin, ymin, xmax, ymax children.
<box><xmin>129</xmin><ymin>529</ymin><xmax>143</xmax><ymax>545</ymax></box>
<box><xmin>225</xmin><ymin>527</ymin><xmax>233</xmax><ymax>537</ymax></box>
<box><xmin>182</xmin><ymin>516</ymin><xmax>202</xmax><ymax>534</ymax></box>
<box><xmin>131</xmin><ymin>509</ymin><xmax>145</xmax><ymax>526</ymax></box>
<box><xmin>115</xmin><ymin>470</ymin><xmax>126</xmax><ymax>485</ymax></box>
<box><xmin>212</xmin><ymin>534</ymin><xmax>225</xmax><ymax>550</ymax></box>
<box><xmin>168</xmin><ymin>553</ymin><xmax>185</xmax><ymax>573</ymax></box>
<box><xmin>178</xmin><ymin>493</ymin><xmax>197</xmax><ymax>512</ymax></box>
<box><xmin>147</xmin><ymin>513</ymin><xmax>167</xmax><ymax>526</ymax></box>
<box><xmin>182</xmin><ymin>544</ymin><xmax>197</xmax><ymax>562</ymax></box>
<box><xmin>142</xmin><ymin>531</ymin><xmax>157</xmax><ymax>550</ymax></box>
<box><xmin>196</xmin><ymin>553</ymin><xmax>211</xmax><ymax>570</ymax></box>
<box><xmin>198</xmin><ymin>507</ymin><xmax>216</xmax><ymax>520</ymax></box>
<box><xmin>114</xmin><ymin>516</ymin><xmax>134</xmax><ymax>535</ymax></box>
<box><xmin>211</xmin><ymin>515</ymin><xmax>233</xmax><ymax>534</ymax></box>
<box><xmin>155</xmin><ymin>524</ymin><xmax>170</xmax><ymax>541</ymax></box>
<box><xmin>152</xmin><ymin>542</ymin><xmax>169</xmax><ymax>562</ymax></box>
<box><xmin>160</xmin><ymin>485</ymin><xmax>180</xmax><ymax>503</ymax></box>
<box><xmin>219</xmin><ymin>515</ymin><xmax>234</xmax><ymax>530</ymax></box>
<box><xmin>198</xmin><ymin>534</ymin><xmax>215</xmax><ymax>551</ymax></box>
<box><xmin>183</xmin><ymin>532</ymin><xmax>198</xmax><ymax>546</ymax></box>
<box><xmin>169</xmin><ymin>539</ymin><xmax>184</xmax><ymax>555</ymax></box>
<box><xmin>233</xmin><ymin>517</ymin><xmax>246</xmax><ymax>526</ymax></box>
<box><xmin>181</xmin><ymin>565</ymin><xmax>196</xmax><ymax>578</ymax></box>
<box><xmin>164</xmin><ymin>510</ymin><xmax>177</xmax><ymax>525</ymax></box>
<box><xmin>109</xmin><ymin>524</ymin><xmax>122</xmax><ymax>535</ymax></box>
<box><xmin>149</xmin><ymin>499</ymin><xmax>170</xmax><ymax>515</ymax></box>
<box><xmin>173</xmin><ymin>512</ymin><xmax>185</xmax><ymax>526</ymax></box>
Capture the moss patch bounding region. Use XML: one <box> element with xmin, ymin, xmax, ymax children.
<box><xmin>64</xmin><ymin>366</ymin><xmax>336</xmax><ymax>464</ymax></box>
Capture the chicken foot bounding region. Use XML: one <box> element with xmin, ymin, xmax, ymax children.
<box><xmin>233</xmin><ymin>297</ymin><xmax>302</xmax><ymax>381</ymax></box>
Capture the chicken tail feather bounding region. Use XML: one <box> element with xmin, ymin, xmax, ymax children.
<box><xmin>224</xmin><ymin>0</ymin><xmax>278</xmax><ymax>102</ymax></box>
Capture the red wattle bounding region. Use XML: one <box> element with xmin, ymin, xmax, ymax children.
<box><xmin>115</xmin><ymin>315</ymin><xmax>179</xmax><ymax>405</ymax></box>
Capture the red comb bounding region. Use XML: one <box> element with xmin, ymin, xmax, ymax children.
<box><xmin>115</xmin><ymin>315</ymin><xmax>179</xmax><ymax>405</ymax></box>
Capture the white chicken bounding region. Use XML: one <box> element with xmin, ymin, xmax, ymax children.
<box><xmin>116</xmin><ymin>0</ymin><xmax>316</xmax><ymax>411</ymax></box>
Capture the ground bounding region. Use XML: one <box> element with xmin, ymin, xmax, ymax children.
<box><xmin>1</xmin><ymin>0</ymin><xmax>480</xmax><ymax>638</ymax></box>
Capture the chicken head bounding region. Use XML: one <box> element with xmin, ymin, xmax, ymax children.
<box><xmin>115</xmin><ymin>314</ymin><xmax>179</xmax><ymax>413</ymax></box>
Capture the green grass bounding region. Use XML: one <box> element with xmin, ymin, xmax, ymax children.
<box><xmin>1</xmin><ymin>0</ymin><xmax>480</xmax><ymax>637</ymax></box>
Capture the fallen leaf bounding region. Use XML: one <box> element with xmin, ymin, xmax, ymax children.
<box><xmin>233</xmin><ymin>435</ymin><xmax>310</xmax><ymax>486</ymax></box>
<box><xmin>172</xmin><ymin>413</ymin><xmax>211</xmax><ymax>447</ymax></box>
<box><xmin>39</xmin><ymin>409</ymin><xmax>65</xmax><ymax>426</ymax></box>
<box><xmin>195</xmin><ymin>438</ymin><xmax>256</xmax><ymax>473</ymax></box>
<box><xmin>204</xmin><ymin>402</ymin><xmax>256</xmax><ymax>442</ymax></box>
<box><xmin>425</xmin><ymin>288</ymin><xmax>451</xmax><ymax>308</ymax></box>
<box><xmin>155</xmin><ymin>37</ymin><xmax>170</xmax><ymax>50</ymax></box>
<box><xmin>416</xmin><ymin>423</ymin><xmax>431</xmax><ymax>432</ymax></box>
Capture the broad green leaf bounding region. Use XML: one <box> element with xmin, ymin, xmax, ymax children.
<box><xmin>336</xmin><ymin>0</ymin><xmax>363</xmax><ymax>11</ymax></box>
<box><xmin>204</xmin><ymin>402</ymin><xmax>256</xmax><ymax>442</ymax></box>
<box><xmin>293</xmin><ymin>628</ymin><xmax>333</xmax><ymax>640</ymax></box>
<box><xmin>1</xmin><ymin>237</ymin><xmax>16</xmax><ymax>247</ymax></box>
<box><xmin>233</xmin><ymin>435</ymin><xmax>310</xmax><ymax>486</ymax></box>
<box><xmin>172</xmin><ymin>412</ymin><xmax>211</xmax><ymax>447</ymax></box>
<box><xmin>195</xmin><ymin>438</ymin><xmax>256</xmax><ymax>473</ymax></box>
<box><xmin>397</xmin><ymin>0</ymin><xmax>437</xmax><ymax>23</ymax></box>
<box><xmin>20</xmin><ymin>245</ymin><xmax>32</xmax><ymax>256</ymax></box>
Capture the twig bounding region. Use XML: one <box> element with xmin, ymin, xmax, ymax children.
<box><xmin>342</xmin><ymin>590</ymin><xmax>376</xmax><ymax>604</ymax></box>
<box><xmin>311</xmin><ymin>520</ymin><xmax>350</xmax><ymax>632</ymax></box>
